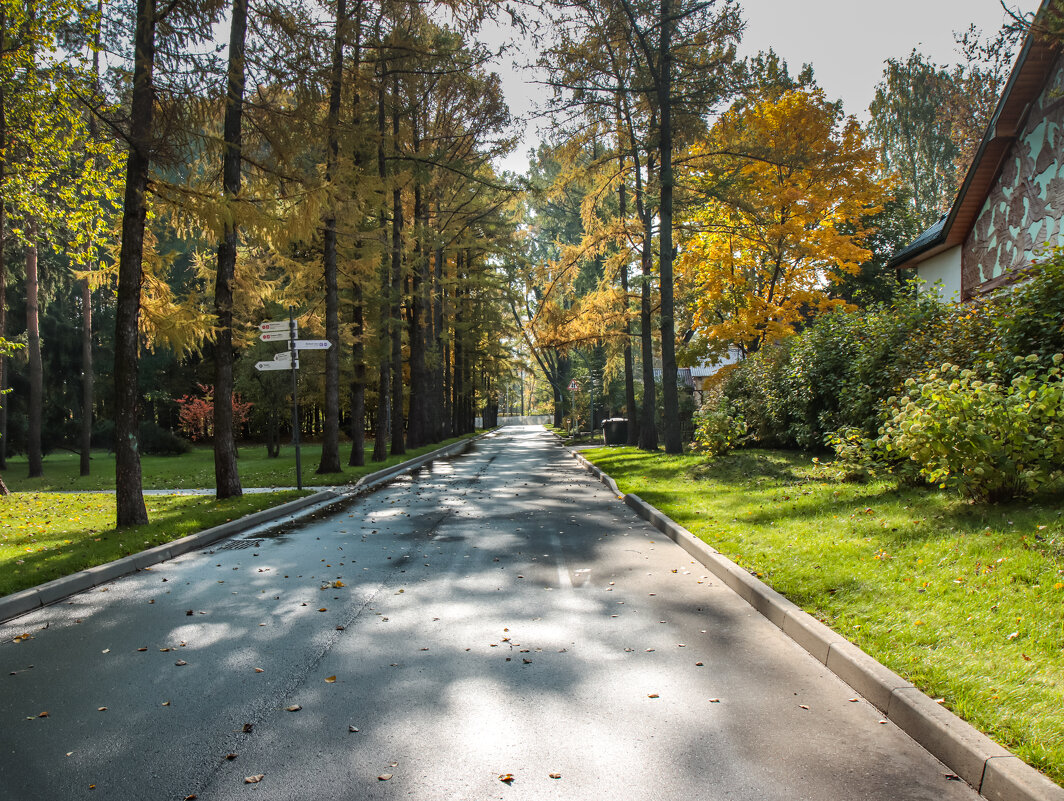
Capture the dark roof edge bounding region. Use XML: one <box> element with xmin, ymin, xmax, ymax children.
<box><xmin>886</xmin><ymin>12</ymin><xmax>1043</xmax><ymax>270</ymax></box>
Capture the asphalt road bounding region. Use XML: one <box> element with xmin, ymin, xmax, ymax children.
<box><xmin>0</xmin><ymin>426</ymin><xmax>979</xmax><ymax>801</ymax></box>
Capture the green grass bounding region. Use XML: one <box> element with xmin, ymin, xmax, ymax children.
<box><xmin>1</xmin><ymin>435</ymin><xmax>477</xmax><ymax>492</ymax></box>
<box><xmin>0</xmin><ymin>433</ymin><xmax>482</xmax><ymax>598</ymax></box>
<box><xmin>0</xmin><ymin>490</ymin><xmax>305</xmax><ymax>597</ymax></box>
<box><xmin>581</xmin><ymin>445</ymin><xmax>1064</xmax><ymax>785</ymax></box>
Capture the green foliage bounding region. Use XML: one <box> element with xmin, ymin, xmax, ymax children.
<box><xmin>990</xmin><ymin>253</ymin><xmax>1064</xmax><ymax>378</ymax></box>
<box><xmin>878</xmin><ymin>357</ymin><xmax>1064</xmax><ymax>502</ymax></box>
<box><xmin>137</xmin><ymin>422</ymin><xmax>191</xmax><ymax>456</ymax></box>
<box><xmin>690</xmin><ymin>398</ymin><xmax>746</xmax><ymax>458</ymax></box>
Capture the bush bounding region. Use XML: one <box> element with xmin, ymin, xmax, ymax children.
<box><xmin>723</xmin><ymin>341</ymin><xmax>798</xmax><ymax>448</ymax></box>
<box><xmin>990</xmin><ymin>250</ymin><xmax>1064</xmax><ymax>378</ymax></box>
<box><xmin>691</xmin><ymin>398</ymin><xmax>747</xmax><ymax>458</ymax></box>
<box><xmin>138</xmin><ymin>421</ymin><xmax>191</xmax><ymax>455</ymax></box>
<box><xmin>877</xmin><ymin>356</ymin><xmax>1064</xmax><ymax>502</ymax></box>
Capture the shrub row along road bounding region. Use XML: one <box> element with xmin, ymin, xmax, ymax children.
<box><xmin>0</xmin><ymin>426</ymin><xmax>976</xmax><ymax>800</ymax></box>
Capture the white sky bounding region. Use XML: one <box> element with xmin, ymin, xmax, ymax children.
<box><xmin>489</xmin><ymin>0</ymin><xmax>1041</xmax><ymax>176</ymax></box>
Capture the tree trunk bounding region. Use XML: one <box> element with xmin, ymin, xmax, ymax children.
<box><xmin>406</xmin><ymin>124</ymin><xmax>430</xmax><ymax>448</ymax></box>
<box><xmin>347</xmin><ymin>0</ymin><xmax>365</xmax><ymax>468</ymax></box>
<box><xmin>26</xmin><ymin>222</ymin><xmax>42</xmax><ymax>477</ymax></box>
<box><xmin>213</xmin><ymin>0</ymin><xmax>248</xmax><ymax>498</ymax></box>
<box><xmin>432</xmin><ymin>236</ymin><xmax>446</xmax><ymax>441</ymax></box>
<box><xmin>317</xmin><ymin>0</ymin><xmax>346</xmax><ymax>474</ymax></box>
<box><xmin>389</xmin><ymin>75</ymin><xmax>405</xmax><ymax>456</ymax></box>
<box><xmin>618</xmin><ymin>155</ymin><xmax>638</xmax><ymax>446</ymax></box>
<box><xmin>80</xmin><ymin>0</ymin><xmax>103</xmax><ymax>478</ymax></box>
<box><xmin>0</xmin><ymin>67</ymin><xmax>6</xmax><ymax>471</ymax></box>
<box><xmin>638</xmin><ymin>225</ymin><xmax>657</xmax><ymax>451</ymax></box>
<box><xmin>348</xmin><ymin>283</ymin><xmax>365</xmax><ymax>466</ymax></box>
<box><xmin>372</xmin><ymin>74</ymin><xmax>390</xmax><ymax>463</ymax></box>
<box><xmin>80</xmin><ymin>277</ymin><xmax>93</xmax><ymax>475</ymax></box>
<box><xmin>114</xmin><ymin>0</ymin><xmax>156</xmax><ymax>526</ymax></box>
<box><xmin>657</xmin><ymin>0</ymin><xmax>681</xmax><ymax>453</ymax></box>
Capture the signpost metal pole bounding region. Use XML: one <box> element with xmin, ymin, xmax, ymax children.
<box><xmin>289</xmin><ymin>306</ymin><xmax>302</xmax><ymax>490</ymax></box>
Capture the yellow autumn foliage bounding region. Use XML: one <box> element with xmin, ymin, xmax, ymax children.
<box><xmin>678</xmin><ymin>88</ymin><xmax>888</xmax><ymax>355</ymax></box>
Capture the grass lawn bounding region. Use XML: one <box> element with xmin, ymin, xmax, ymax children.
<box><xmin>0</xmin><ymin>490</ymin><xmax>305</xmax><ymax>597</ymax></box>
<box><xmin>0</xmin><ymin>435</ymin><xmax>478</xmax><ymax>492</ymax></box>
<box><xmin>581</xmin><ymin>445</ymin><xmax>1064</xmax><ymax>786</ymax></box>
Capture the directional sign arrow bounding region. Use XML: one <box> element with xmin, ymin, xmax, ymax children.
<box><xmin>294</xmin><ymin>339</ymin><xmax>331</xmax><ymax>350</ymax></box>
<box><xmin>260</xmin><ymin>330</ymin><xmax>292</xmax><ymax>342</ymax></box>
<box><xmin>258</xmin><ymin>320</ymin><xmax>297</xmax><ymax>333</ymax></box>
<box><xmin>255</xmin><ymin>360</ymin><xmax>298</xmax><ymax>371</ymax></box>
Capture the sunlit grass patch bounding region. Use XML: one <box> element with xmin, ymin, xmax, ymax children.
<box><xmin>582</xmin><ymin>445</ymin><xmax>1064</xmax><ymax>785</ymax></box>
<box><xmin>2</xmin><ymin>435</ymin><xmax>476</xmax><ymax>493</ymax></box>
<box><xmin>0</xmin><ymin>491</ymin><xmax>304</xmax><ymax>597</ymax></box>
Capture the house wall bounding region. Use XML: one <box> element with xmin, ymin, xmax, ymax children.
<box><xmin>916</xmin><ymin>246</ymin><xmax>962</xmax><ymax>301</ymax></box>
<box><xmin>963</xmin><ymin>52</ymin><xmax>1064</xmax><ymax>293</ymax></box>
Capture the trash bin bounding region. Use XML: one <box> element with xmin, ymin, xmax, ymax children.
<box><xmin>602</xmin><ymin>418</ymin><xmax>628</xmax><ymax>446</ymax></box>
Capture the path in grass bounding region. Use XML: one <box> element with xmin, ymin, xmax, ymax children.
<box><xmin>579</xmin><ymin>445</ymin><xmax>1064</xmax><ymax>786</ymax></box>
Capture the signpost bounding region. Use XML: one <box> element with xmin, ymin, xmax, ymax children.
<box><xmin>259</xmin><ymin>329</ymin><xmax>293</xmax><ymax>342</ymax></box>
<box><xmin>259</xmin><ymin>320</ymin><xmax>296</xmax><ymax>333</ymax></box>
<box><xmin>253</xmin><ymin>307</ymin><xmax>332</xmax><ymax>491</ymax></box>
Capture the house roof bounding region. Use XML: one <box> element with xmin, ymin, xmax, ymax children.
<box><xmin>888</xmin><ymin>2</ymin><xmax>1062</xmax><ymax>270</ymax></box>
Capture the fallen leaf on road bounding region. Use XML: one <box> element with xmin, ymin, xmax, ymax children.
<box><xmin>175</xmin><ymin>660</ymin><xmax>187</xmax><ymax>667</ymax></box>
<box><xmin>849</xmin><ymin>698</ymin><xmax>859</xmax><ymax>702</ymax></box>
<box><xmin>325</xmin><ymin>676</ymin><xmax>336</xmax><ymax>683</ymax></box>
<box><xmin>549</xmin><ymin>773</ymin><xmax>561</xmax><ymax>779</ymax></box>
<box><xmin>97</xmin><ymin>707</ymin><xmax>107</xmax><ymax>712</ymax></box>
<box><xmin>254</xmin><ymin>668</ymin><xmax>264</xmax><ymax>673</ymax></box>
<box><xmin>647</xmin><ymin>693</ymin><xmax>659</xmax><ymax>699</ymax></box>
<box><xmin>348</xmin><ymin>726</ymin><xmax>359</xmax><ymax>733</ymax></box>
<box><xmin>378</xmin><ymin>774</ymin><xmax>392</xmax><ymax>781</ymax></box>
<box><xmin>242</xmin><ymin>723</ymin><xmax>253</xmax><ymax>732</ymax></box>
<box><xmin>318</xmin><ymin>608</ymin><xmax>327</xmax><ymax>612</ymax></box>
<box><xmin>226</xmin><ymin>753</ymin><xmax>238</xmax><ymax>760</ymax></box>
<box><xmin>799</xmin><ymin>705</ymin><xmax>810</xmax><ymax>710</ymax></box>
<box><xmin>285</xmin><ymin>705</ymin><xmax>301</xmax><ymax>712</ymax></box>
<box><xmin>38</xmin><ymin>711</ymin><xmax>49</xmax><ymax>718</ymax></box>
<box><xmin>184</xmin><ymin>795</ymin><xmax>197</xmax><ymax>800</ymax></box>
<box><xmin>101</xmin><ymin>649</ymin><xmax>110</xmax><ymax>654</ymax></box>
<box><xmin>709</xmin><ymin>698</ymin><xmax>720</xmax><ymax>703</ymax></box>
<box><xmin>137</xmin><ymin>647</ymin><xmax>147</xmax><ymax>652</ymax></box>
<box><xmin>499</xmin><ymin>774</ymin><xmax>514</xmax><ymax>784</ymax></box>
<box><xmin>244</xmin><ymin>775</ymin><xmax>264</xmax><ymax>784</ymax></box>
<box><xmin>945</xmin><ymin>773</ymin><xmax>961</xmax><ymax>781</ymax></box>
<box><xmin>523</xmin><ymin>659</ymin><xmax>532</xmax><ymax>664</ymax></box>
<box><xmin>162</xmin><ymin>701</ymin><xmax>171</xmax><ymax>707</ymax></box>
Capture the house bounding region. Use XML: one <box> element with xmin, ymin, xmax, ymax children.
<box><xmin>888</xmin><ymin>3</ymin><xmax>1063</xmax><ymax>300</ymax></box>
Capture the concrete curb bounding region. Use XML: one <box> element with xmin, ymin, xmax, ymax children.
<box><xmin>569</xmin><ymin>450</ymin><xmax>1064</xmax><ymax>801</ymax></box>
<box><xmin>0</xmin><ymin>432</ymin><xmax>493</xmax><ymax>626</ymax></box>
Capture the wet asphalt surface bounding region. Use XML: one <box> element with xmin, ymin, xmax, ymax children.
<box><xmin>0</xmin><ymin>426</ymin><xmax>978</xmax><ymax>801</ymax></box>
